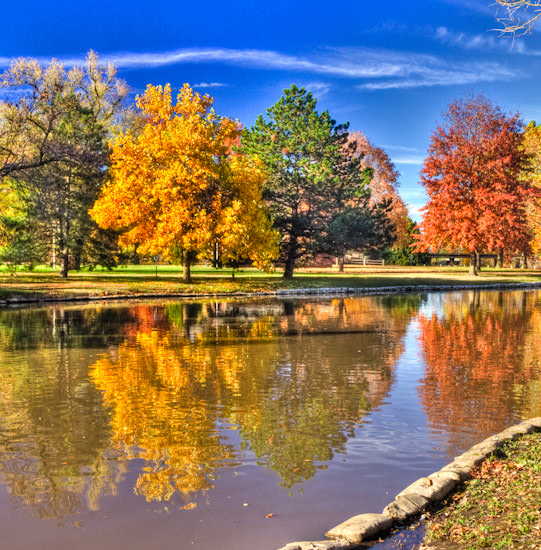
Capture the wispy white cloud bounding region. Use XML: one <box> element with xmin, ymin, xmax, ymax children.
<box><xmin>192</xmin><ymin>82</ymin><xmax>228</xmax><ymax>88</ymax></box>
<box><xmin>435</xmin><ymin>26</ymin><xmax>502</xmax><ymax>50</ymax></box>
<box><xmin>433</xmin><ymin>26</ymin><xmax>541</xmax><ymax>55</ymax></box>
<box><xmin>358</xmin><ymin>58</ymin><xmax>517</xmax><ymax>90</ymax></box>
<box><xmin>0</xmin><ymin>46</ymin><xmax>521</xmax><ymax>91</ymax></box>
<box><xmin>433</xmin><ymin>26</ymin><xmax>530</xmax><ymax>52</ymax></box>
<box><xmin>103</xmin><ymin>47</ymin><xmax>414</xmax><ymax>79</ymax></box>
<box><xmin>296</xmin><ymin>81</ymin><xmax>332</xmax><ymax>98</ymax></box>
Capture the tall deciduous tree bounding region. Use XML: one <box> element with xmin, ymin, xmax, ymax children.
<box><xmin>0</xmin><ymin>51</ymin><xmax>128</xmax><ymax>178</ymax></box>
<box><xmin>91</xmin><ymin>84</ymin><xmax>278</xmax><ymax>283</ymax></box>
<box><xmin>347</xmin><ymin>131</ymin><xmax>409</xmax><ymax>248</ymax></box>
<box><xmin>417</xmin><ymin>94</ymin><xmax>533</xmax><ymax>276</ymax></box>
<box><xmin>243</xmin><ymin>85</ymin><xmax>390</xmax><ymax>278</ymax></box>
<box><xmin>0</xmin><ymin>52</ymin><xmax>129</xmax><ymax>276</ymax></box>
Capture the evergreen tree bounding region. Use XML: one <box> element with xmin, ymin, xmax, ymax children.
<box><xmin>243</xmin><ymin>85</ymin><xmax>393</xmax><ymax>278</ymax></box>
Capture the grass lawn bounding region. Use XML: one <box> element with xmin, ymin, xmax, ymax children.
<box><xmin>423</xmin><ymin>433</ymin><xmax>541</xmax><ymax>550</ymax></box>
<box><xmin>0</xmin><ymin>263</ymin><xmax>540</xmax><ymax>301</ymax></box>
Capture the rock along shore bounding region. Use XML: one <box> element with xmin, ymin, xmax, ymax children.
<box><xmin>277</xmin><ymin>417</ymin><xmax>541</xmax><ymax>550</ymax></box>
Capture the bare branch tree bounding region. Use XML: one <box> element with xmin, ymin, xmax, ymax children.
<box><xmin>494</xmin><ymin>0</ymin><xmax>541</xmax><ymax>35</ymax></box>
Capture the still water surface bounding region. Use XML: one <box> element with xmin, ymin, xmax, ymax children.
<box><xmin>0</xmin><ymin>290</ymin><xmax>540</xmax><ymax>549</ymax></box>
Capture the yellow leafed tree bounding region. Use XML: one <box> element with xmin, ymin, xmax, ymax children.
<box><xmin>91</xmin><ymin>83</ymin><xmax>278</xmax><ymax>282</ymax></box>
<box><xmin>521</xmin><ymin>121</ymin><xmax>541</xmax><ymax>256</ymax></box>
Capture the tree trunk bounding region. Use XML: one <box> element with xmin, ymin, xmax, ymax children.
<box><xmin>283</xmin><ymin>256</ymin><xmax>295</xmax><ymax>279</ymax></box>
<box><xmin>60</xmin><ymin>245</ymin><xmax>69</xmax><ymax>278</ymax></box>
<box><xmin>522</xmin><ymin>253</ymin><xmax>528</xmax><ymax>269</ymax></box>
<box><xmin>475</xmin><ymin>252</ymin><xmax>482</xmax><ymax>271</ymax></box>
<box><xmin>133</xmin><ymin>243</ymin><xmax>140</xmax><ymax>265</ymax></box>
<box><xmin>283</xmin><ymin>237</ymin><xmax>297</xmax><ymax>279</ymax></box>
<box><xmin>60</xmin><ymin>174</ymin><xmax>71</xmax><ymax>278</ymax></box>
<box><xmin>497</xmin><ymin>249</ymin><xmax>504</xmax><ymax>268</ymax></box>
<box><xmin>338</xmin><ymin>256</ymin><xmax>345</xmax><ymax>273</ymax></box>
<box><xmin>183</xmin><ymin>252</ymin><xmax>192</xmax><ymax>284</ymax></box>
<box><xmin>469</xmin><ymin>252</ymin><xmax>477</xmax><ymax>276</ymax></box>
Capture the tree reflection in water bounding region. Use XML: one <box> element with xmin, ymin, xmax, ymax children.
<box><xmin>418</xmin><ymin>290</ymin><xmax>541</xmax><ymax>453</ymax></box>
<box><xmin>0</xmin><ymin>295</ymin><xmax>417</xmax><ymax>518</ymax></box>
<box><xmin>2</xmin><ymin>291</ymin><xmax>541</xmax><ymax>529</ymax></box>
<box><xmin>90</xmin><ymin>296</ymin><xmax>411</xmax><ymax>503</ymax></box>
<box><xmin>0</xmin><ymin>345</ymin><xmax>126</xmax><ymax>519</ymax></box>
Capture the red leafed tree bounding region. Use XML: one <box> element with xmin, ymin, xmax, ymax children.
<box><xmin>416</xmin><ymin>94</ymin><xmax>534</xmax><ymax>275</ymax></box>
<box><xmin>348</xmin><ymin>131</ymin><xmax>410</xmax><ymax>248</ymax></box>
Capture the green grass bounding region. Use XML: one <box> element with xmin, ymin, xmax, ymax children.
<box><xmin>0</xmin><ymin>263</ymin><xmax>540</xmax><ymax>302</ymax></box>
<box><xmin>425</xmin><ymin>433</ymin><xmax>541</xmax><ymax>550</ymax></box>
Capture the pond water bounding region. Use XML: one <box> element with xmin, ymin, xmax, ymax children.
<box><xmin>0</xmin><ymin>290</ymin><xmax>540</xmax><ymax>550</ymax></box>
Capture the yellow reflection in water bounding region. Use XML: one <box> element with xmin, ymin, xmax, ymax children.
<box><xmin>90</xmin><ymin>297</ymin><xmax>408</xmax><ymax>502</ymax></box>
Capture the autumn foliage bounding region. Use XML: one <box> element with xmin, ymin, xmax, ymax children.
<box><xmin>521</xmin><ymin>121</ymin><xmax>541</xmax><ymax>255</ymax></box>
<box><xmin>347</xmin><ymin>131</ymin><xmax>410</xmax><ymax>248</ymax></box>
<box><xmin>417</xmin><ymin>94</ymin><xmax>534</xmax><ymax>274</ymax></box>
<box><xmin>91</xmin><ymin>83</ymin><xmax>278</xmax><ymax>282</ymax></box>
<box><xmin>418</xmin><ymin>290</ymin><xmax>541</xmax><ymax>452</ymax></box>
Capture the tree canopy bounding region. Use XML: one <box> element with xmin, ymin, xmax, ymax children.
<box><xmin>242</xmin><ymin>85</ymin><xmax>393</xmax><ymax>278</ymax></box>
<box><xmin>0</xmin><ymin>52</ymin><xmax>129</xmax><ymax>276</ymax></box>
<box><xmin>91</xmin><ymin>83</ymin><xmax>278</xmax><ymax>283</ymax></box>
<box><xmin>416</xmin><ymin>94</ymin><xmax>534</xmax><ymax>275</ymax></box>
<box><xmin>347</xmin><ymin>131</ymin><xmax>409</xmax><ymax>249</ymax></box>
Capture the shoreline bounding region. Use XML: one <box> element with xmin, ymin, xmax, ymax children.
<box><xmin>2</xmin><ymin>280</ymin><xmax>541</xmax><ymax>308</ymax></box>
<box><xmin>278</xmin><ymin>418</ymin><xmax>541</xmax><ymax>550</ymax></box>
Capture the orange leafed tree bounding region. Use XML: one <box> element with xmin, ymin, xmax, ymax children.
<box><xmin>91</xmin><ymin>83</ymin><xmax>278</xmax><ymax>282</ymax></box>
<box><xmin>347</xmin><ymin>131</ymin><xmax>410</xmax><ymax>248</ymax></box>
<box><xmin>416</xmin><ymin>94</ymin><xmax>533</xmax><ymax>275</ymax></box>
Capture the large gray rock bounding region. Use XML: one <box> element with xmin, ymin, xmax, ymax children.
<box><xmin>396</xmin><ymin>471</ymin><xmax>459</xmax><ymax>503</ymax></box>
<box><xmin>325</xmin><ymin>513</ymin><xmax>392</xmax><ymax>543</ymax></box>
<box><xmin>382</xmin><ymin>493</ymin><xmax>430</xmax><ymax>522</ymax></box>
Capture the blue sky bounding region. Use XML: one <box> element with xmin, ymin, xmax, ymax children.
<box><xmin>3</xmin><ymin>0</ymin><xmax>541</xmax><ymax>220</ymax></box>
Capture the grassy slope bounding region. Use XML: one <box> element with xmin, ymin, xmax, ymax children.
<box><xmin>423</xmin><ymin>433</ymin><xmax>541</xmax><ymax>550</ymax></box>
